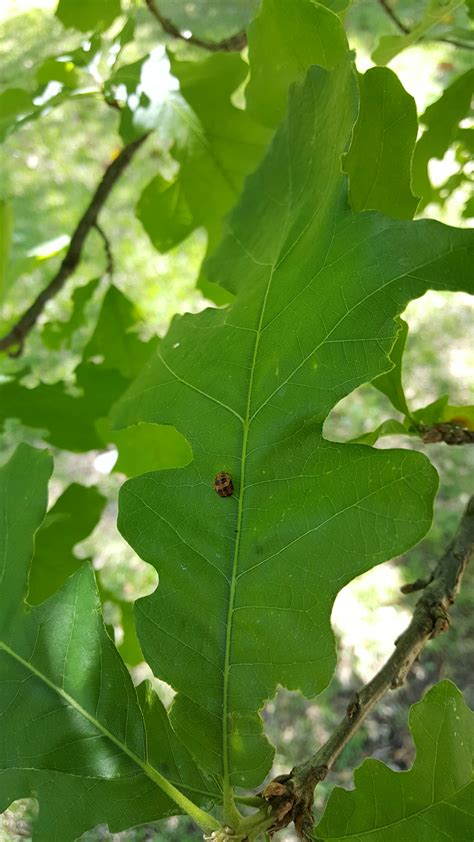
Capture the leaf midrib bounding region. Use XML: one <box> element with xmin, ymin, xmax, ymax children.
<box><xmin>222</xmin><ymin>263</ymin><xmax>275</xmax><ymax>789</ymax></box>
<box><xmin>0</xmin><ymin>639</ymin><xmax>218</xmax><ymax>811</ymax></box>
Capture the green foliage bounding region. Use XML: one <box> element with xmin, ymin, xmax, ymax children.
<box><xmin>0</xmin><ymin>1</ymin><xmax>473</xmax><ymax>840</ymax></box>
<box><xmin>315</xmin><ymin>680</ymin><xmax>474</xmax><ymax>841</ymax></box>
<box><xmin>0</xmin><ymin>285</ymin><xmax>157</xmax><ymax>451</ymax></box>
<box><xmin>135</xmin><ymin>50</ymin><xmax>269</xmax><ymax>255</ymax></box>
<box><xmin>115</xmin><ymin>59</ymin><xmax>472</xmax><ymax>790</ymax></box>
<box><xmin>41</xmin><ymin>277</ymin><xmax>101</xmax><ymax>349</ymax></box>
<box><xmin>0</xmin><ymin>445</ymin><xmax>219</xmax><ymax>842</ymax></box>
<box><xmin>412</xmin><ymin>68</ymin><xmax>474</xmax><ymax>210</ymax></box>
<box><xmin>372</xmin><ymin>0</ymin><xmax>466</xmax><ymax>64</ymax></box>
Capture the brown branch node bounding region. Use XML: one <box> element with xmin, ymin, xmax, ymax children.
<box><xmin>421</xmin><ymin>423</ymin><xmax>474</xmax><ymax>445</ymax></box>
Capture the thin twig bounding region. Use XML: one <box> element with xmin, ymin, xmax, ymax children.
<box><xmin>378</xmin><ymin>0</ymin><xmax>409</xmax><ymax>33</ymax></box>
<box><xmin>377</xmin><ymin>0</ymin><xmax>474</xmax><ymax>51</ymax></box>
<box><xmin>260</xmin><ymin>496</ymin><xmax>474</xmax><ymax>839</ymax></box>
<box><xmin>0</xmin><ymin>135</ymin><xmax>148</xmax><ymax>355</ymax></box>
<box><xmin>144</xmin><ymin>0</ymin><xmax>247</xmax><ymax>52</ymax></box>
<box><xmin>93</xmin><ymin>221</ymin><xmax>114</xmax><ymax>279</ymax></box>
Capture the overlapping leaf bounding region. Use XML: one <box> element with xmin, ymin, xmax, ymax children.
<box><xmin>315</xmin><ymin>680</ymin><xmax>474</xmax><ymax>841</ymax></box>
<box><xmin>134</xmin><ymin>50</ymin><xmax>269</xmax><ymax>253</ymax></box>
<box><xmin>114</xmin><ymin>60</ymin><xmax>474</xmax><ymax>790</ymax></box>
<box><xmin>0</xmin><ymin>445</ymin><xmax>218</xmax><ymax>841</ymax></box>
<box><xmin>27</xmin><ymin>483</ymin><xmax>106</xmax><ymax>605</ymax></box>
<box><xmin>344</xmin><ymin>68</ymin><xmax>418</xmax><ymax>219</ymax></box>
<box><xmin>245</xmin><ymin>0</ymin><xmax>348</xmax><ymax>128</ymax></box>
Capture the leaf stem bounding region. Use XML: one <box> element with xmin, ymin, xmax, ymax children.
<box><xmin>0</xmin><ymin>640</ymin><xmax>221</xmax><ymax>835</ymax></box>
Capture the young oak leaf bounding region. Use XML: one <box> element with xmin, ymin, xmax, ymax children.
<box><xmin>0</xmin><ymin>445</ymin><xmax>219</xmax><ymax>841</ymax></box>
<box><xmin>113</xmin><ymin>61</ymin><xmax>473</xmax><ymax>790</ymax></box>
<box><xmin>315</xmin><ymin>680</ymin><xmax>474</xmax><ymax>841</ymax></box>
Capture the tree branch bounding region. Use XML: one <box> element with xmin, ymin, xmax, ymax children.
<box><xmin>377</xmin><ymin>0</ymin><xmax>474</xmax><ymax>51</ymax></box>
<box><xmin>421</xmin><ymin>423</ymin><xmax>474</xmax><ymax>445</ymax></box>
<box><xmin>144</xmin><ymin>0</ymin><xmax>247</xmax><ymax>52</ymax></box>
<box><xmin>93</xmin><ymin>221</ymin><xmax>114</xmax><ymax>279</ymax></box>
<box><xmin>0</xmin><ymin>134</ymin><xmax>148</xmax><ymax>355</ymax></box>
<box><xmin>260</xmin><ymin>495</ymin><xmax>474</xmax><ymax>839</ymax></box>
<box><xmin>378</xmin><ymin>0</ymin><xmax>409</xmax><ymax>33</ymax></box>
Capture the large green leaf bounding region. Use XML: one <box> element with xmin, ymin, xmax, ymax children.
<box><xmin>114</xmin><ymin>60</ymin><xmax>473</xmax><ymax>790</ymax></box>
<box><xmin>28</xmin><ymin>483</ymin><xmax>107</xmax><ymax>605</ymax></box>
<box><xmin>245</xmin><ymin>0</ymin><xmax>349</xmax><ymax>128</ymax></box>
<box><xmin>315</xmin><ymin>680</ymin><xmax>474</xmax><ymax>841</ymax></box>
<box><xmin>0</xmin><ymin>446</ymin><xmax>219</xmax><ymax>840</ymax></box>
<box><xmin>344</xmin><ymin>68</ymin><xmax>418</xmax><ymax>219</ymax></box>
<box><xmin>412</xmin><ymin>69</ymin><xmax>474</xmax><ymax>208</ymax></box>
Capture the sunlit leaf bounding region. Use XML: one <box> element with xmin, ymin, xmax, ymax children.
<box><xmin>114</xmin><ymin>60</ymin><xmax>473</xmax><ymax>790</ymax></box>
<box><xmin>135</xmin><ymin>50</ymin><xmax>269</xmax><ymax>253</ymax></box>
<box><xmin>0</xmin><ymin>88</ymin><xmax>34</xmax><ymax>142</ymax></box>
<box><xmin>36</xmin><ymin>56</ymin><xmax>79</xmax><ymax>88</ymax></box>
<box><xmin>55</xmin><ymin>0</ymin><xmax>122</xmax><ymax>33</ymax></box>
<box><xmin>315</xmin><ymin>680</ymin><xmax>474</xmax><ymax>842</ymax></box>
<box><xmin>110</xmin><ymin>422</ymin><xmax>192</xmax><ymax>477</ymax></box>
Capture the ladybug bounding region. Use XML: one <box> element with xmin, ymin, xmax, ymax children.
<box><xmin>214</xmin><ymin>471</ymin><xmax>234</xmax><ymax>497</ymax></box>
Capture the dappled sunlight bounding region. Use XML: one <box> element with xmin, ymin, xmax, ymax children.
<box><xmin>332</xmin><ymin>561</ymin><xmax>411</xmax><ymax>685</ymax></box>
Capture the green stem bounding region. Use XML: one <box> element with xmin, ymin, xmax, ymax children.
<box><xmin>0</xmin><ymin>641</ymin><xmax>222</xmax><ymax>835</ymax></box>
